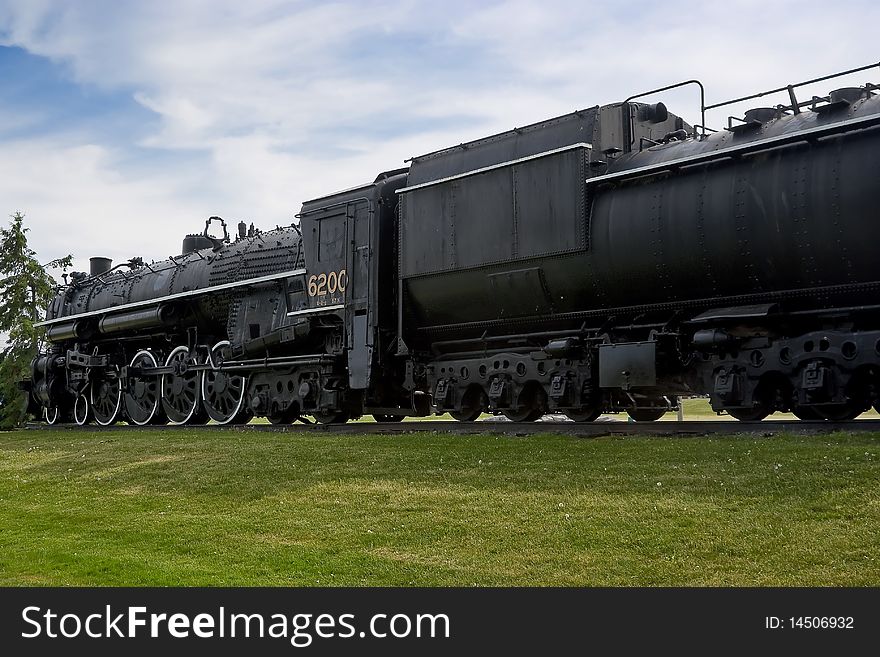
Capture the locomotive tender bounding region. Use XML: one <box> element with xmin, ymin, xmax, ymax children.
<box><xmin>26</xmin><ymin>63</ymin><xmax>880</xmax><ymax>425</ymax></box>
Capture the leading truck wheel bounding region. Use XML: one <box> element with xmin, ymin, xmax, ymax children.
<box><xmin>73</xmin><ymin>394</ymin><xmax>91</xmax><ymax>426</ymax></box>
<box><xmin>44</xmin><ymin>406</ymin><xmax>61</xmax><ymax>426</ymax></box>
<box><xmin>201</xmin><ymin>341</ymin><xmax>250</xmax><ymax>425</ymax></box>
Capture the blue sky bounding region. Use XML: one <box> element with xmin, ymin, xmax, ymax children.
<box><xmin>0</xmin><ymin>0</ymin><xmax>878</xmax><ymax>272</ymax></box>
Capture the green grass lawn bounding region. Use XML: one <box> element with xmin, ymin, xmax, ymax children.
<box><xmin>0</xmin><ymin>427</ymin><xmax>878</xmax><ymax>586</ymax></box>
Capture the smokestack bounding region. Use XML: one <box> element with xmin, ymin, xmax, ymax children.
<box><xmin>89</xmin><ymin>257</ymin><xmax>112</xmax><ymax>277</ymax></box>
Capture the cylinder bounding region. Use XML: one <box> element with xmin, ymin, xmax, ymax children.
<box><xmin>89</xmin><ymin>257</ymin><xmax>112</xmax><ymax>276</ymax></box>
<box><xmin>45</xmin><ymin>319</ymin><xmax>95</xmax><ymax>342</ymax></box>
<box><xmin>46</xmin><ymin>323</ymin><xmax>76</xmax><ymax>342</ymax></box>
<box><xmin>98</xmin><ymin>305</ymin><xmax>176</xmax><ymax>335</ymax></box>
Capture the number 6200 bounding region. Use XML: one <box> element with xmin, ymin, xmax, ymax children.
<box><xmin>308</xmin><ymin>269</ymin><xmax>347</xmax><ymax>297</ymax></box>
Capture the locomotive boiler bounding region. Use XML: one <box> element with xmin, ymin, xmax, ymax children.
<box><xmin>26</xmin><ymin>62</ymin><xmax>880</xmax><ymax>425</ymax></box>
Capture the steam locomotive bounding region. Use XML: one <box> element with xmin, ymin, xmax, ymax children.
<box><xmin>25</xmin><ymin>63</ymin><xmax>880</xmax><ymax>425</ymax></box>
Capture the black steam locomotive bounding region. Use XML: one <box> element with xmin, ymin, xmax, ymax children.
<box><xmin>26</xmin><ymin>63</ymin><xmax>880</xmax><ymax>425</ymax></box>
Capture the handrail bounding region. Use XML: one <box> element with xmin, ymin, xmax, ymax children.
<box><xmin>624</xmin><ymin>79</ymin><xmax>707</xmax><ymax>137</ymax></box>
<box><xmin>623</xmin><ymin>62</ymin><xmax>880</xmax><ymax>139</ymax></box>
<box><xmin>704</xmin><ymin>61</ymin><xmax>880</xmax><ymax>112</ymax></box>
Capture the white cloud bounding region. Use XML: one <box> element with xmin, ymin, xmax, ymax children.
<box><xmin>0</xmin><ymin>137</ymin><xmax>206</xmax><ymax>269</ymax></box>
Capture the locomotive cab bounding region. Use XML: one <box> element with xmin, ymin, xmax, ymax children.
<box><xmin>296</xmin><ymin>168</ymin><xmax>421</xmax><ymax>420</ymax></box>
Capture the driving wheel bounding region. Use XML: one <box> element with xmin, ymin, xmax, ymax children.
<box><xmin>162</xmin><ymin>346</ymin><xmax>209</xmax><ymax>425</ymax></box>
<box><xmin>201</xmin><ymin>341</ymin><xmax>250</xmax><ymax>425</ymax></box>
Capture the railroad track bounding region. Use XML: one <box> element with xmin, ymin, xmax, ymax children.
<box><xmin>26</xmin><ymin>419</ymin><xmax>880</xmax><ymax>437</ymax></box>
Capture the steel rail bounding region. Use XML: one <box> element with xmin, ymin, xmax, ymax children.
<box><xmin>28</xmin><ymin>419</ymin><xmax>880</xmax><ymax>437</ymax></box>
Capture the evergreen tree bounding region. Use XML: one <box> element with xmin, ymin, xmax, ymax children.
<box><xmin>0</xmin><ymin>212</ymin><xmax>71</xmax><ymax>428</ymax></box>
